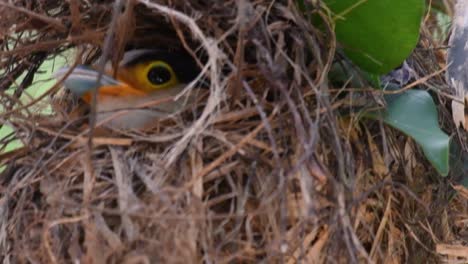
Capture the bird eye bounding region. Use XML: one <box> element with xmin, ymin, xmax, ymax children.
<box><xmin>147</xmin><ymin>65</ymin><xmax>173</xmax><ymax>85</ymax></box>
<box><xmin>138</xmin><ymin>61</ymin><xmax>178</xmax><ymax>90</ymax></box>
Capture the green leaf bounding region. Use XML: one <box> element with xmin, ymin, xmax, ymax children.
<box><xmin>0</xmin><ymin>54</ymin><xmax>68</xmax><ymax>159</ymax></box>
<box><xmin>367</xmin><ymin>89</ymin><xmax>450</xmax><ymax>176</ymax></box>
<box><xmin>324</xmin><ymin>0</ymin><xmax>425</xmax><ymax>74</ymax></box>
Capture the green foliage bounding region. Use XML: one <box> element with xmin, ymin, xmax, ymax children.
<box><xmin>324</xmin><ymin>0</ymin><xmax>425</xmax><ymax>74</ymax></box>
<box><xmin>304</xmin><ymin>0</ymin><xmax>449</xmax><ymax>176</ymax></box>
<box><xmin>0</xmin><ymin>56</ymin><xmax>67</xmax><ymax>155</ymax></box>
<box><xmin>367</xmin><ymin>89</ymin><xmax>450</xmax><ymax>176</ymax></box>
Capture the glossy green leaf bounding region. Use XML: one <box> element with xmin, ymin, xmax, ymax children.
<box><xmin>368</xmin><ymin>89</ymin><xmax>450</xmax><ymax>176</ymax></box>
<box><xmin>324</xmin><ymin>0</ymin><xmax>425</xmax><ymax>74</ymax></box>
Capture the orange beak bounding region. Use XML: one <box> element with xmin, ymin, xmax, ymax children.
<box><xmin>81</xmin><ymin>84</ymin><xmax>146</xmax><ymax>103</ymax></box>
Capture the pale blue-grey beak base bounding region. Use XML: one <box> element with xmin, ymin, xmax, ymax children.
<box><xmin>54</xmin><ymin>65</ymin><xmax>122</xmax><ymax>96</ymax></box>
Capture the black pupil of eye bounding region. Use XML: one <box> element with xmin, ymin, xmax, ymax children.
<box><xmin>147</xmin><ymin>66</ymin><xmax>172</xmax><ymax>85</ymax></box>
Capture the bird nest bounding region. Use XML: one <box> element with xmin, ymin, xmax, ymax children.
<box><xmin>0</xmin><ymin>0</ymin><xmax>466</xmax><ymax>263</ymax></box>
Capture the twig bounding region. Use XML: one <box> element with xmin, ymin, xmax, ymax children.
<box><xmin>138</xmin><ymin>0</ymin><xmax>225</xmax><ymax>167</ymax></box>
<box><xmin>0</xmin><ymin>2</ymin><xmax>67</xmax><ymax>32</ymax></box>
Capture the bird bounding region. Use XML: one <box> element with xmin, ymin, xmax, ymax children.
<box><xmin>54</xmin><ymin>49</ymin><xmax>200</xmax><ymax>130</ymax></box>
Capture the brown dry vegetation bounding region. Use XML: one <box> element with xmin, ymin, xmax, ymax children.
<box><xmin>0</xmin><ymin>0</ymin><xmax>466</xmax><ymax>263</ymax></box>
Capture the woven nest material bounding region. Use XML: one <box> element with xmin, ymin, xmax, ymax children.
<box><xmin>0</xmin><ymin>0</ymin><xmax>467</xmax><ymax>263</ymax></box>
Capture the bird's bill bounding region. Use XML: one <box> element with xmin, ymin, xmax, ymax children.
<box><xmin>54</xmin><ymin>66</ymin><xmax>145</xmax><ymax>99</ymax></box>
<box><xmin>81</xmin><ymin>84</ymin><xmax>146</xmax><ymax>103</ymax></box>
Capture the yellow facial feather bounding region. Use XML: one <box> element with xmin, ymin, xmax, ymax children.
<box><xmin>116</xmin><ymin>60</ymin><xmax>179</xmax><ymax>93</ymax></box>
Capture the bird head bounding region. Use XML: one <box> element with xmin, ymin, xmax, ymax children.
<box><xmin>56</xmin><ymin>49</ymin><xmax>200</xmax><ymax>101</ymax></box>
<box><xmin>54</xmin><ymin>49</ymin><xmax>200</xmax><ymax>129</ymax></box>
